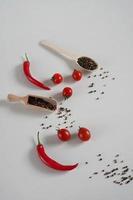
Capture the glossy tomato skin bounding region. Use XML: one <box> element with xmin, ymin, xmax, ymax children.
<box><xmin>72</xmin><ymin>69</ymin><xmax>82</xmax><ymax>81</ymax></box>
<box><xmin>57</xmin><ymin>129</ymin><xmax>71</xmax><ymax>141</ymax></box>
<box><xmin>52</xmin><ymin>73</ymin><xmax>63</xmax><ymax>84</ymax></box>
<box><xmin>63</xmin><ymin>87</ymin><xmax>73</xmax><ymax>98</ymax></box>
<box><xmin>78</xmin><ymin>127</ymin><xmax>91</xmax><ymax>141</ymax></box>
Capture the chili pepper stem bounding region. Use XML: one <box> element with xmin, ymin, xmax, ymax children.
<box><xmin>37</xmin><ymin>132</ymin><xmax>41</xmax><ymax>145</ymax></box>
<box><xmin>25</xmin><ymin>53</ymin><xmax>29</xmax><ymax>62</ymax></box>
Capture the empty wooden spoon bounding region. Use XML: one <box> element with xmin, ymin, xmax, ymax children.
<box><xmin>7</xmin><ymin>94</ymin><xmax>57</xmax><ymax>111</ymax></box>
<box><xmin>40</xmin><ymin>40</ymin><xmax>98</xmax><ymax>71</ymax></box>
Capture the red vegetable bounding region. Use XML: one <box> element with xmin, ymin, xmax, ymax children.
<box><xmin>23</xmin><ymin>54</ymin><xmax>50</xmax><ymax>90</ymax></box>
<box><xmin>52</xmin><ymin>73</ymin><xmax>63</xmax><ymax>84</ymax></box>
<box><xmin>57</xmin><ymin>128</ymin><xmax>71</xmax><ymax>141</ymax></box>
<box><xmin>78</xmin><ymin>127</ymin><xmax>91</xmax><ymax>141</ymax></box>
<box><xmin>36</xmin><ymin>132</ymin><xmax>78</xmax><ymax>171</ymax></box>
<box><xmin>72</xmin><ymin>69</ymin><xmax>82</xmax><ymax>81</ymax></box>
<box><xmin>63</xmin><ymin>87</ymin><xmax>73</xmax><ymax>98</ymax></box>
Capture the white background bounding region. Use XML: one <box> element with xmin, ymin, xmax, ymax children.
<box><xmin>0</xmin><ymin>0</ymin><xmax>133</xmax><ymax>199</ymax></box>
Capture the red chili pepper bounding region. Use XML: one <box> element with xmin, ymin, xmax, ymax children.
<box><xmin>36</xmin><ymin>132</ymin><xmax>78</xmax><ymax>171</ymax></box>
<box><xmin>23</xmin><ymin>54</ymin><xmax>50</xmax><ymax>90</ymax></box>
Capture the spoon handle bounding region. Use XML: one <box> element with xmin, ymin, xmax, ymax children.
<box><xmin>7</xmin><ymin>94</ymin><xmax>25</xmax><ymax>103</ymax></box>
<box><xmin>40</xmin><ymin>40</ymin><xmax>77</xmax><ymax>61</ymax></box>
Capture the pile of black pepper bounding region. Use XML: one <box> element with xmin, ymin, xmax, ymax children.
<box><xmin>87</xmin><ymin>67</ymin><xmax>115</xmax><ymax>100</ymax></box>
<box><xmin>77</xmin><ymin>57</ymin><xmax>98</xmax><ymax>70</ymax></box>
<box><xmin>86</xmin><ymin>154</ymin><xmax>133</xmax><ymax>186</ymax></box>
<box><xmin>28</xmin><ymin>96</ymin><xmax>56</xmax><ymax>111</ymax></box>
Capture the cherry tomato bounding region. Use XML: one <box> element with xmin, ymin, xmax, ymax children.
<box><xmin>63</xmin><ymin>87</ymin><xmax>73</xmax><ymax>98</ymax></box>
<box><xmin>52</xmin><ymin>73</ymin><xmax>63</xmax><ymax>84</ymax></box>
<box><xmin>72</xmin><ymin>69</ymin><xmax>82</xmax><ymax>81</ymax></box>
<box><xmin>78</xmin><ymin>127</ymin><xmax>91</xmax><ymax>141</ymax></box>
<box><xmin>57</xmin><ymin>128</ymin><xmax>71</xmax><ymax>141</ymax></box>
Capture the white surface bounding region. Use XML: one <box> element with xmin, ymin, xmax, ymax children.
<box><xmin>0</xmin><ymin>0</ymin><xmax>133</xmax><ymax>199</ymax></box>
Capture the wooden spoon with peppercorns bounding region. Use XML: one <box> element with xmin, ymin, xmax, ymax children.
<box><xmin>7</xmin><ymin>94</ymin><xmax>57</xmax><ymax>111</ymax></box>
<box><xmin>40</xmin><ymin>40</ymin><xmax>98</xmax><ymax>71</ymax></box>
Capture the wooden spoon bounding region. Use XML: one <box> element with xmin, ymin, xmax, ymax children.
<box><xmin>7</xmin><ymin>94</ymin><xmax>57</xmax><ymax>111</ymax></box>
<box><xmin>40</xmin><ymin>40</ymin><xmax>98</xmax><ymax>71</ymax></box>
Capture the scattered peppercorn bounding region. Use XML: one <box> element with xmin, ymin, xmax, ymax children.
<box><xmin>99</xmin><ymin>158</ymin><xmax>102</xmax><ymax>161</ymax></box>
<box><xmin>97</xmin><ymin>154</ymin><xmax>102</xmax><ymax>157</ymax></box>
<box><xmin>93</xmin><ymin>172</ymin><xmax>98</xmax><ymax>175</ymax></box>
<box><xmin>86</xmin><ymin>66</ymin><xmax>115</xmax><ymax>101</ymax></box>
<box><xmin>122</xmin><ymin>166</ymin><xmax>128</xmax><ymax>169</ymax></box>
<box><xmin>88</xmin><ymin>91</ymin><xmax>93</xmax><ymax>94</ymax></box>
<box><xmin>88</xmin><ymin>154</ymin><xmax>133</xmax><ymax>186</ymax></box>
<box><xmin>88</xmin><ymin>83</ymin><xmax>94</xmax><ymax>88</ymax></box>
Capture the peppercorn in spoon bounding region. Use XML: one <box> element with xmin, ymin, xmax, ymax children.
<box><xmin>7</xmin><ymin>94</ymin><xmax>57</xmax><ymax>111</ymax></box>
<box><xmin>40</xmin><ymin>40</ymin><xmax>98</xmax><ymax>71</ymax></box>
